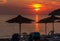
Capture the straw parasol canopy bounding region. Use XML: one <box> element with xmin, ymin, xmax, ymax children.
<box><xmin>38</xmin><ymin>15</ymin><xmax>60</xmax><ymax>34</ymax></box>
<box><xmin>6</xmin><ymin>15</ymin><xmax>34</xmax><ymax>35</ymax></box>
<box><xmin>49</xmin><ymin>9</ymin><xmax>60</xmax><ymax>16</ymax></box>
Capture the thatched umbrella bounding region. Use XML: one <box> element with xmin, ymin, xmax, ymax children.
<box><xmin>38</xmin><ymin>15</ymin><xmax>60</xmax><ymax>34</ymax></box>
<box><xmin>49</xmin><ymin>9</ymin><xmax>60</xmax><ymax>16</ymax></box>
<box><xmin>6</xmin><ymin>15</ymin><xmax>34</xmax><ymax>35</ymax></box>
<box><xmin>56</xmin><ymin>21</ymin><xmax>60</xmax><ymax>22</ymax></box>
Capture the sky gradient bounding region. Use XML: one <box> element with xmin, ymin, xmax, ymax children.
<box><xmin>0</xmin><ymin>0</ymin><xmax>60</xmax><ymax>15</ymax></box>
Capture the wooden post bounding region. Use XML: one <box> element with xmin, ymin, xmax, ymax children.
<box><xmin>19</xmin><ymin>23</ymin><xmax>21</xmax><ymax>35</ymax></box>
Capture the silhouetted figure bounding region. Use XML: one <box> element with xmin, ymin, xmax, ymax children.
<box><xmin>29</xmin><ymin>32</ymin><xmax>40</xmax><ymax>41</ymax></box>
<box><xmin>48</xmin><ymin>30</ymin><xmax>54</xmax><ymax>36</ymax></box>
<box><xmin>21</xmin><ymin>32</ymin><xmax>28</xmax><ymax>41</ymax></box>
<box><xmin>11</xmin><ymin>33</ymin><xmax>20</xmax><ymax>41</ymax></box>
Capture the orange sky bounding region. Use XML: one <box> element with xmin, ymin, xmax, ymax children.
<box><xmin>0</xmin><ymin>0</ymin><xmax>60</xmax><ymax>15</ymax></box>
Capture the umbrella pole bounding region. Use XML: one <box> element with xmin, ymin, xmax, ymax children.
<box><xmin>45</xmin><ymin>23</ymin><xmax>47</xmax><ymax>35</ymax></box>
<box><xmin>52</xmin><ymin>22</ymin><xmax>54</xmax><ymax>35</ymax></box>
<box><xmin>19</xmin><ymin>23</ymin><xmax>21</xmax><ymax>35</ymax></box>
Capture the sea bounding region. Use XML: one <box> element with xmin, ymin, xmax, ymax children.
<box><xmin>0</xmin><ymin>14</ymin><xmax>60</xmax><ymax>38</ymax></box>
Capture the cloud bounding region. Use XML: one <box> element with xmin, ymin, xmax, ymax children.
<box><xmin>51</xmin><ymin>1</ymin><xmax>60</xmax><ymax>5</ymax></box>
<box><xmin>53</xmin><ymin>0</ymin><xmax>60</xmax><ymax>2</ymax></box>
<box><xmin>0</xmin><ymin>5</ymin><xmax>20</xmax><ymax>15</ymax></box>
<box><xmin>0</xmin><ymin>0</ymin><xmax>7</xmax><ymax>4</ymax></box>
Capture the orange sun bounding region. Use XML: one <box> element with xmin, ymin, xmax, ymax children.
<box><xmin>32</xmin><ymin>4</ymin><xmax>42</xmax><ymax>11</ymax></box>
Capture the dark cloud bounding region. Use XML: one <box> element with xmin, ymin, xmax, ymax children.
<box><xmin>0</xmin><ymin>5</ymin><xmax>19</xmax><ymax>15</ymax></box>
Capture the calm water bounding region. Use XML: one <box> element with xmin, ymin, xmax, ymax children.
<box><xmin>0</xmin><ymin>15</ymin><xmax>60</xmax><ymax>38</ymax></box>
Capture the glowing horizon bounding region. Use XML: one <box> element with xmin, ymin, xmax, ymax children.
<box><xmin>35</xmin><ymin>15</ymin><xmax>39</xmax><ymax>32</ymax></box>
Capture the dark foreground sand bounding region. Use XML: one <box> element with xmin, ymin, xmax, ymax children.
<box><xmin>0</xmin><ymin>38</ymin><xmax>10</xmax><ymax>41</ymax></box>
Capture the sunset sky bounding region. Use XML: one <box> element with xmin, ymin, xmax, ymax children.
<box><xmin>0</xmin><ymin>0</ymin><xmax>60</xmax><ymax>37</ymax></box>
<box><xmin>0</xmin><ymin>0</ymin><xmax>60</xmax><ymax>15</ymax></box>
